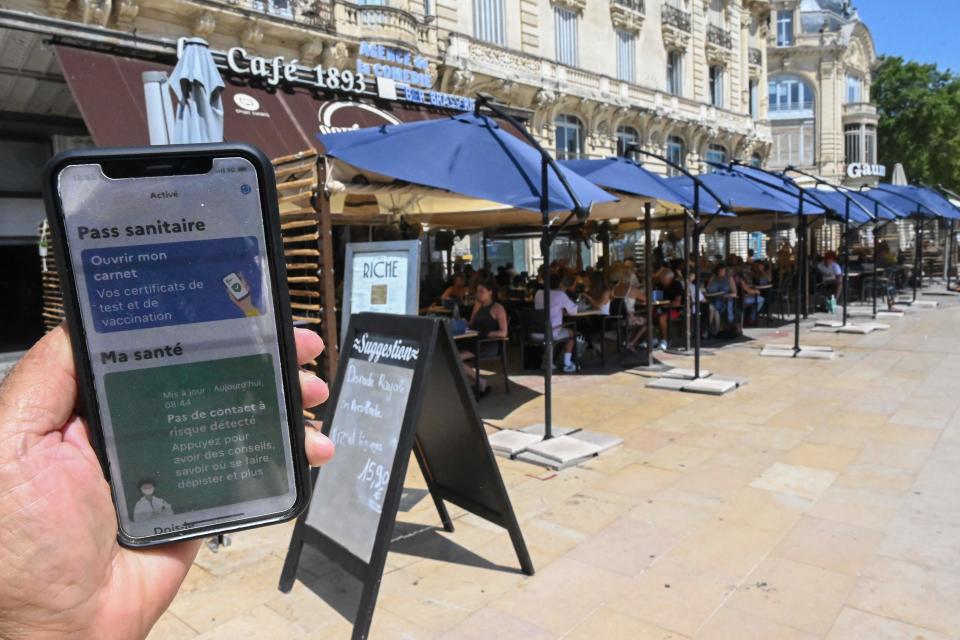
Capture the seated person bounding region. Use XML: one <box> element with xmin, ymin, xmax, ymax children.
<box><xmin>738</xmin><ymin>264</ymin><xmax>765</xmax><ymax>325</ymax></box>
<box><xmin>534</xmin><ymin>273</ymin><xmax>579</xmax><ymax>372</ymax></box>
<box><xmin>685</xmin><ymin>271</ymin><xmax>707</xmax><ymax>337</ymax></box>
<box><xmin>441</xmin><ymin>274</ymin><xmax>468</xmax><ymax>306</ymax></box>
<box><xmin>582</xmin><ymin>272</ymin><xmax>612</xmax><ymax>314</ymax></box>
<box><xmin>459</xmin><ymin>278</ymin><xmax>508</xmax><ymax>399</ymax></box>
<box><xmin>817</xmin><ymin>250</ymin><xmax>843</xmax><ymax>298</ymax></box>
<box><xmin>706</xmin><ymin>263</ymin><xmax>738</xmax><ymax>335</ymax></box>
<box><xmin>653</xmin><ymin>268</ymin><xmax>684</xmax><ymax>351</ymax></box>
<box><xmin>612</xmin><ymin>276</ymin><xmax>647</xmax><ymax>351</ymax></box>
<box><xmin>582</xmin><ymin>271</ymin><xmax>612</xmax><ymax>352</ymax></box>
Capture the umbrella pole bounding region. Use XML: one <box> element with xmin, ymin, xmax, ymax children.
<box><xmin>682</xmin><ymin>208</ymin><xmax>690</xmax><ymax>351</ymax></box>
<box><xmin>842</xmin><ymin>201</ymin><xmax>850</xmax><ymax>326</ymax></box>
<box><xmin>947</xmin><ymin>220</ymin><xmax>955</xmax><ymax>291</ymax></box>
<box><xmin>645</xmin><ymin>202</ymin><xmax>654</xmax><ymax>364</ymax></box>
<box><xmin>693</xmin><ymin>188</ymin><xmax>702</xmax><ymax>379</ymax></box>
<box><xmin>802</xmin><ymin>219</ymin><xmax>810</xmax><ymax>319</ymax></box>
<box><xmin>540</xmin><ymin>157</ymin><xmax>553</xmax><ymax>441</ymax></box>
<box><xmin>793</xmin><ymin>204</ymin><xmax>805</xmax><ymax>354</ymax></box>
<box><xmin>482</xmin><ymin>231</ymin><xmax>488</xmax><ymax>269</ymax></box>
<box><xmin>872</xmin><ymin>220</ymin><xmax>879</xmax><ymax>318</ymax></box>
<box><xmin>913</xmin><ymin>218</ymin><xmax>920</xmax><ymax>302</ymax></box>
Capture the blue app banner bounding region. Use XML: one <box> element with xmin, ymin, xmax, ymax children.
<box><xmin>82</xmin><ymin>237</ymin><xmax>264</xmax><ymax>333</ymax></box>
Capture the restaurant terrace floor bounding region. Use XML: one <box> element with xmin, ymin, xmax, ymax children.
<box><xmin>150</xmin><ymin>294</ymin><xmax>960</xmax><ymax>640</ymax></box>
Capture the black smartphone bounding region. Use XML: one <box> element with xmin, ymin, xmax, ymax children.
<box><xmin>42</xmin><ymin>144</ymin><xmax>309</xmax><ymax>547</ymax></box>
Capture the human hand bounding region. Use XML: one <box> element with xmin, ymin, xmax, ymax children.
<box><xmin>0</xmin><ymin>325</ymin><xmax>333</xmax><ymax>640</ymax></box>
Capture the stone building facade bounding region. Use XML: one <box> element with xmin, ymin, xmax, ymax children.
<box><xmin>765</xmin><ymin>0</ymin><xmax>879</xmax><ymax>186</ymax></box>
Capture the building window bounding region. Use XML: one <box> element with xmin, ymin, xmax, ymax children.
<box><xmin>771</xmin><ymin>122</ymin><xmax>815</xmax><ymax>168</ymax></box>
<box><xmin>666</xmin><ymin>50</ymin><xmax>683</xmax><ymax>96</ymax></box>
<box><xmin>554</xmin><ymin>5</ymin><xmax>579</xmax><ymax>66</ymax></box>
<box><xmin>473</xmin><ymin>0</ymin><xmax>506</xmax><ymax>45</ymax></box>
<box><xmin>846</xmin><ymin>75</ymin><xmax>862</xmax><ymax>104</ymax></box>
<box><xmin>709</xmin><ymin>65</ymin><xmax>724</xmax><ymax>108</ymax></box>
<box><xmin>750</xmin><ymin>152</ymin><xmax>762</xmax><ymax>168</ymax></box>
<box><xmin>555</xmin><ymin>114</ymin><xmax>584</xmax><ymax>160</ymax></box>
<box><xmin>776</xmin><ymin>10</ymin><xmax>793</xmax><ymax>47</ymax></box>
<box><xmin>768</xmin><ymin>74</ymin><xmax>814</xmax><ymax>115</ymax></box>
<box><xmin>666</xmin><ymin>135</ymin><xmax>685</xmax><ymax>176</ymax></box>
<box><xmin>616</xmin><ymin>125</ymin><xmax>639</xmax><ymax>159</ymax></box>
<box><xmin>704</xmin><ymin>144</ymin><xmax>727</xmax><ymax>171</ymax></box>
<box><xmin>749</xmin><ymin>78</ymin><xmax>759</xmax><ymax>119</ymax></box>
<box><xmin>865</xmin><ymin>124</ymin><xmax>877</xmax><ymax>164</ymax></box>
<box><xmin>616</xmin><ymin>29</ymin><xmax>636</xmax><ymax>83</ymax></box>
<box><xmin>708</xmin><ymin>0</ymin><xmax>725</xmax><ymax>27</ymax></box>
<box><xmin>845</xmin><ymin>124</ymin><xmax>861</xmax><ymax>165</ymax></box>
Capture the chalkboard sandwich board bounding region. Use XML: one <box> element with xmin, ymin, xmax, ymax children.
<box><xmin>279</xmin><ymin>313</ymin><xmax>533</xmax><ymax>640</ymax></box>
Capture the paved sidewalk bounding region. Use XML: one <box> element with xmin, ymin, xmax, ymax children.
<box><xmin>150</xmin><ymin>298</ymin><xmax>960</xmax><ymax>639</ymax></box>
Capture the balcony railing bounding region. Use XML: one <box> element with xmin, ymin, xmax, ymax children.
<box><xmin>661</xmin><ymin>4</ymin><xmax>691</xmax><ymax>33</ymax></box>
<box><xmin>203</xmin><ymin>0</ymin><xmax>331</xmax><ymax>26</ymax></box>
<box><xmin>749</xmin><ymin>47</ymin><xmax>762</xmax><ymax>66</ymax></box>
<box><xmin>612</xmin><ymin>0</ymin><xmax>645</xmax><ymax>12</ymax></box>
<box><xmin>334</xmin><ymin>1</ymin><xmax>432</xmax><ymax>50</ymax></box>
<box><xmin>706</xmin><ymin>24</ymin><xmax>732</xmax><ymax>49</ymax></box>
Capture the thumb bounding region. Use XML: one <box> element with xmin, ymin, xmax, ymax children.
<box><xmin>0</xmin><ymin>324</ymin><xmax>78</xmax><ymax>446</ymax></box>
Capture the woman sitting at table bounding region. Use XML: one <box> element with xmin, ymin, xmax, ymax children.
<box><xmin>613</xmin><ymin>276</ymin><xmax>648</xmax><ymax>352</ymax></box>
<box><xmin>459</xmin><ymin>278</ymin><xmax>508</xmax><ymax>399</ymax></box>
<box><xmin>706</xmin><ymin>263</ymin><xmax>738</xmax><ymax>335</ymax></box>
<box><xmin>581</xmin><ymin>271</ymin><xmax>612</xmax><ymax>353</ymax></box>
<box><xmin>738</xmin><ymin>263</ymin><xmax>765</xmax><ymax>326</ymax></box>
<box><xmin>441</xmin><ymin>273</ymin><xmax>468</xmax><ymax>306</ymax></box>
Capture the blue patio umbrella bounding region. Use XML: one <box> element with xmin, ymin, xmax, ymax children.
<box><xmin>667</xmin><ymin>173</ymin><xmax>825</xmax><ymax>216</ymax></box>
<box><xmin>318</xmin><ymin>109</ymin><xmax>616</xmax><ymax>441</ymax></box>
<box><xmin>559</xmin><ymin>157</ymin><xmax>696</xmax><ymax>209</ymax></box>
<box><xmin>809</xmin><ymin>189</ymin><xmax>874</xmax><ymax>226</ymax></box>
<box><xmin>319</xmin><ymin>113</ymin><xmax>615</xmax><ymax>214</ymax></box>
<box><xmin>846</xmin><ymin>191</ymin><xmax>902</xmax><ymax>221</ymax></box>
<box><xmin>874</xmin><ymin>184</ymin><xmax>960</xmax><ymax>220</ymax></box>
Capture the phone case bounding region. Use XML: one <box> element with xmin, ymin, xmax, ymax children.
<box><xmin>41</xmin><ymin>143</ymin><xmax>310</xmax><ymax>548</ymax></box>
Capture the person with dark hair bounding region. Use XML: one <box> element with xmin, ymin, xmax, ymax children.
<box><xmin>441</xmin><ymin>273</ymin><xmax>468</xmax><ymax>304</ymax></box>
<box><xmin>460</xmin><ymin>278</ymin><xmax>508</xmax><ymax>399</ymax></box>
<box><xmin>817</xmin><ymin>250</ymin><xmax>843</xmax><ymax>299</ymax></box>
<box><xmin>707</xmin><ymin>263</ymin><xmax>738</xmax><ymax>334</ymax></box>
<box><xmin>653</xmin><ymin>268</ymin><xmax>684</xmax><ymax>350</ymax></box>
<box><xmin>534</xmin><ymin>272</ymin><xmax>578</xmax><ymax>372</ymax></box>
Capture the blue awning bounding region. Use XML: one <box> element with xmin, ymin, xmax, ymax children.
<box><xmin>559</xmin><ymin>157</ymin><xmax>695</xmax><ymax>209</ymax></box>
<box><xmin>808</xmin><ymin>188</ymin><xmax>874</xmax><ymax>225</ymax></box>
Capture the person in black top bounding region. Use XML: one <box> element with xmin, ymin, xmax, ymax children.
<box><xmin>460</xmin><ymin>278</ymin><xmax>508</xmax><ymax>399</ymax></box>
<box><xmin>653</xmin><ymin>268</ymin><xmax>684</xmax><ymax>350</ymax></box>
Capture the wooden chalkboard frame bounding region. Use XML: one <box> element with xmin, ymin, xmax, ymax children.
<box><xmin>279</xmin><ymin>313</ymin><xmax>533</xmax><ymax>640</ymax></box>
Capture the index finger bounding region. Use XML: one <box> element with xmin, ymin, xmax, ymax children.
<box><xmin>294</xmin><ymin>327</ymin><xmax>325</xmax><ymax>366</ymax></box>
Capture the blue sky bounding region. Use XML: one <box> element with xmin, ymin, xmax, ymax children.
<box><xmin>857</xmin><ymin>1</ymin><xmax>960</xmax><ymax>72</ymax></box>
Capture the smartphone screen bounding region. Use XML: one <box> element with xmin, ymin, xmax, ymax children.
<box><xmin>55</xmin><ymin>156</ymin><xmax>298</xmax><ymax>542</ymax></box>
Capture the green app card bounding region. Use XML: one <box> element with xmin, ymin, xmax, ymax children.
<box><xmin>105</xmin><ymin>354</ymin><xmax>287</xmax><ymax>522</ymax></box>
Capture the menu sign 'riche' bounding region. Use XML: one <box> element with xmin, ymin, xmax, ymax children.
<box><xmin>305</xmin><ymin>332</ymin><xmax>418</xmax><ymax>563</ymax></box>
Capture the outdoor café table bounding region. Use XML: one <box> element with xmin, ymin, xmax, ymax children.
<box><xmin>421</xmin><ymin>304</ymin><xmax>452</xmax><ymax>315</ymax></box>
